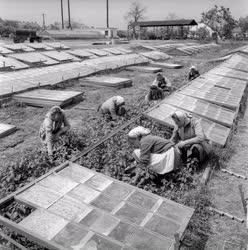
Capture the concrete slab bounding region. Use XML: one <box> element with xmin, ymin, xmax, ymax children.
<box><xmin>48</xmin><ymin>195</ymin><xmax>92</xmax><ymax>222</ymax></box>
<box><xmin>127</xmin><ymin>190</ymin><xmax>159</xmax><ymax>210</ymax></box>
<box><xmin>67</xmin><ymin>184</ymin><xmax>100</xmax><ymax>204</ymax></box>
<box><xmin>14</xmin><ymin>89</ymin><xmax>83</xmax><ymax>107</ymax></box>
<box><xmin>114</xmin><ymin>203</ymin><xmax>147</xmax><ymax>225</ymax></box>
<box><xmin>85</xmin><ymin>175</ymin><xmax>113</xmax><ymax>191</ymax></box>
<box><xmin>81</xmin><ymin>76</ymin><xmax>132</xmax><ymax>89</ymax></box>
<box><xmin>37</xmin><ymin>174</ymin><xmax>78</xmax><ymax>195</ymax></box>
<box><xmin>86</xmin><ymin>48</ymin><xmax>109</xmax><ymax>56</ymax></box>
<box><xmin>16</xmin><ymin>185</ymin><xmax>62</xmax><ymax>209</ymax></box>
<box><xmin>0</xmin><ymin>123</ymin><xmax>16</xmax><ymax>138</ymax></box>
<box><xmin>126</xmin><ymin>66</ymin><xmax>162</xmax><ymax>73</ymax></box>
<box><xmin>52</xmin><ymin>222</ymin><xmax>89</xmax><ymax>249</ymax></box>
<box><xmin>25</xmin><ymin>43</ymin><xmax>54</xmax><ymax>51</ymax></box>
<box><xmin>19</xmin><ymin>209</ymin><xmax>68</xmax><ymax>240</ymax></box>
<box><xmin>67</xmin><ymin>49</ymin><xmax>95</xmax><ymax>59</ymax></box>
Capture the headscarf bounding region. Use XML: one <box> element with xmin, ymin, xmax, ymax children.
<box><xmin>128</xmin><ymin>126</ymin><xmax>151</xmax><ymax>139</ymax></box>
<box><xmin>190</xmin><ymin>65</ymin><xmax>196</xmax><ymax>70</ymax></box>
<box><xmin>115</xmin><ymin>96</ymin><xmax>125</xmax><ymax>106</ymax></box>
<box><xmin>46</xmin><ymin>106</ymin><xmax>63</xmax><ymax>119</ymax></box>
<box><xmin>171</xmin><ymin>111</ymin><xmax>192</xmax><ymax>127</ymax></box>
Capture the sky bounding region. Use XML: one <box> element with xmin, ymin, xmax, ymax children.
<box><xmin>0</xmin><ymin>0</ymin><xmax>247</xmax><ymax>29</ymax></box>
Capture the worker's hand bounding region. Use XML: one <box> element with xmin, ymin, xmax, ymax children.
<box><xmin>176</xmin><ymin>141</ymin><xmax>186</xmax><ymax>149</ymax></box>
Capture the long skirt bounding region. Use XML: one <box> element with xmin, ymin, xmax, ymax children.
<box><xmin>133</xmin><ymin>147</ymin><xmax>176</xmax><ymax>175</ymax></box>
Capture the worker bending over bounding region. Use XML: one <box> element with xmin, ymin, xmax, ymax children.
<box><xmin>98</xmin><ymin>96</ymin><xmax>126</xmax><ymax>120</ymax></box>
<box><xmin>153</xmin><ymin>73</ymin><xmax>172</xmax><ymax>92</ymax></box>
<box><xmin>188</xmin><ymin>66</ymin><xmax>200</xmax><ymax>81</ymax></box>
<box><xmin>128</xmin><ymin>126</ymin><xmax>181</xmax><ymax>184</ymax></box>
<box><xmin>170</xmin><ymin>111</ymin><xmax>211</xmax><ymax>164</ymax></box>
<box><xmin>39</xmin><ymin>106</ymin><xmax>70</xmax><ymax>157</ymax></box>
<box><xmin>145</xmin><ymin>84</ymin><xmax>164</xmax><ymax>103</ymax></box>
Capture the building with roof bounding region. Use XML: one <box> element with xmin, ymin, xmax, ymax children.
<box><xmin>131</xmin><ymin>19</ymin><xmax>198</xmax><ymax>39</ymax></box>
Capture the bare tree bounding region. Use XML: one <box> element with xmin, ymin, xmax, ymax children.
<box><xmin>124</xmin><ymin>1</ymin><xmax>146</xmax><ymax>39</ymax></box>
<box><xmin>166</xmin><ymin>13</ymin><xmax>178</xmax><ymax>20</ymax></box>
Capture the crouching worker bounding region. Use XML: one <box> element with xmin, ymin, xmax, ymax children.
<box><xmin>144</xmin><ymin>85</ymin><xmax>164</xmax><ymax>103</ymax></box>
<box><xmin>128</xmin><ymin>126</ymin><xmax>181</xmax><ymax>185</ymax></box>
<box><xmin>153</xmin><ymin>73</ymin><xmax>172</xmax><ymax>92</ymax></box>
<box><xmin>98</xmin><ymin>96</ymin><xmax>126</xmax><ymax>120</ymax></box>
<box><xmin>39</xmin><ymin>106</ymin><xmax>70</xmax><ymax>157</ymax></box>
<box><xmin>188</xmin><ymin>66</ymin><xmax>200</xmax><ymax>81</ymax></box>
<box><xmin>170</xmin><ymin>111</ymin><xmax>211</xmax><ymax>166</ymax></box>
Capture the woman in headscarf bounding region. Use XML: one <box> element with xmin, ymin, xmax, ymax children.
<box><xmin>170</xmin><ymin>111</ymin><xmax>211</xmax><ymax>163</ymax></box>
<box><xmin>98</xmin><ymin>96</ymin><xmax>126</xmax><ymax>120</ymax></box>
<box><xmin>152</xmin><ymin>73</ymin><xmax>172</xmax><ymax>92</ymax></box>
<box><xmin>144</xmin><ymin>84</ymin><xmax>164</xmax><ymax>103</ymax></box>
<box><xmin>39</xmin><ymin>106</ymin><xmax>70</xmax><ymax>156</ymax></box>
<box><xmin>188</xmin><ymin>66</ymin><xmax>200</xmax><ymax>81</ymax></box>
<box><xmin>128</xmin><ymin>126</ymin><xmax>181</xmax><ymax>184</ymax></box>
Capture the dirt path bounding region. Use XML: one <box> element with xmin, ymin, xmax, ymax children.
<box><xmin>205</xmin><ymin>106</ymin><xmax>248</xmax><ymax>249</ymax></box>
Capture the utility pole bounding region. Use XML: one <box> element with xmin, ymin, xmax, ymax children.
<box><xmin>42</xmin><ymin>13</ymin><xmax>46</xmax><ymax>30</ymax></box>
<box><xmin>61</xmin><ymin>0</ymin><xmax>64</xmax><ymax>29</ymax></box>
<box><xmin>67</xmin><ymin>0</ymin><xmax>72</xmax><ymax>29</ymax></box>
<box><xmin>106</xmin><ymin>0</ymin><xmax>109</xmax><ymax>28</ymax></box>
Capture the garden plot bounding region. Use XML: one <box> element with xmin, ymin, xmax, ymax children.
<box><xmin>0</xmin><ymin>123</ymin><xmax>17</xmax><ymax>139</ymax></box>
<box><xmin>25</xmin><ymin>43</ymin><xmax>54</xmax><ymax>51</ymax></box>
<box><xmin>44</xmin><ymin>42</ymin><xmax>70</xmax><ymax>50</ymax></box>
<box><xmin>5</xmin><ymin>161</ymin><xmax>195</xmax><ymax>250</ymax></box>
<box><xmin>66</xmin><ymin>49</ymin><xmax>96</xmax><ymax>59</ymax></box>
<box><xmin>145</xmin><ymin>103</ymin><xmax>230</xmax><ymax>146</ymax></box>
<box><xmin>162</xmin><ymin>93</ymin><xmax>236</xmax><ymax>128</ymax></box>
<box><xmin>10</xmin><ymin>52</ymin><xmax>59</xmax><ymax>66</ymax></box>
<box><xmin>3</xmin><ymin>44</ymin><xmax>35</xmax><ymax>52</ymax></box>
<box><xmin>126</xmin><ymin>65</ymin><xmax>162</xmax><ymax>73</ymax></box>
<box><xmin>0</xmin><ymin>56</ymin><xmax>29</xmax><ymax>70</ymax></box>
<box><xmin>0</xmin><ymin>46</ymin><xmax>13</xmax><ymax>55</ymax></box>
<box><xmin>140</xmin><ymin>51</ymin><xmax>171</xmax><ymax>61</ymax></box>
<box><xmin>81</xmin><ymin>76</ymin><xmax>132</xmax><ymax>89</ymax></box>
<box><xmin>14</xmin><ymin>89</ymin><xmax>83</xmax><ymax>107</ymax></box>
<box><xmin>41</xmin><ymin>51</ymin><xmax>80</xmax><ymax>62</ymax></box>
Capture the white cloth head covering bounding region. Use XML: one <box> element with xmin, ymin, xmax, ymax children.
<box><xmin>190</xmin><ymin>65</ymin><xmax>196</xmax><ymax>70</ymax></box>
<box><xmin>128</xmin><ymin>126</ymin><xmax>151</xmax><ymax>138</ymax></box>
<box><xmin>172</xmin><ymin>111</ymin><xmax>192</xmax><ymax>127</ymax></box>
<box><xmin>115</xmin><ymin>96</ymin><xmax>125</xmax><ymax>105</ymax></box>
